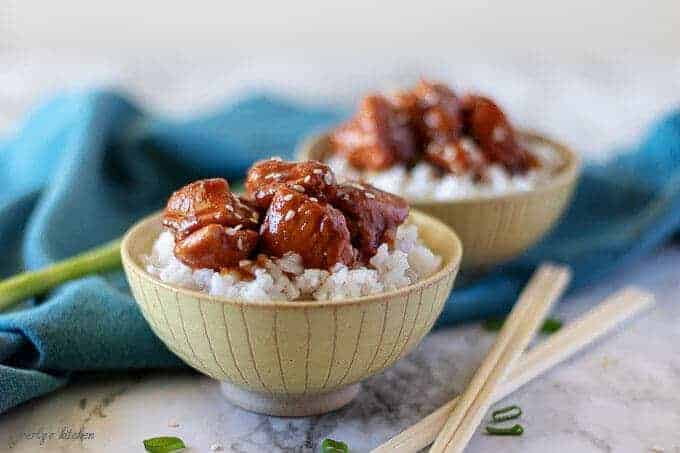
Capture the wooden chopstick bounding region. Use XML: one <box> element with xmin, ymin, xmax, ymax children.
<box><xmin>429</xmin><ymin>263</ymin><xmax>571</xmax><ymax>452</ymax></box>
<box><xmin>372</xmin><ymin>286</ymin><xmax>654</xmax><ymax>453</ymax></box>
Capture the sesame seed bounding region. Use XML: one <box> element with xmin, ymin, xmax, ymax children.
<box><xmin>291</xmin><ymin>184</ymin><xmax>305</xmax><ymax>193</ymax></box>
<box><xmin>424</xmin><ymin>91</ymin><xmax>440</xmax><ymax>105</ymax></box>
<box><xmin>304</xmin><ymin>175</ymin><xmax>311</xmax><ymax>183</ymax></box>
<box><xmin>226</xmin><ymin>204</ymin><xmax>234</xmax><ymax>211</ymax></box>
<box><xmin>233</xmin><ymin>224</ymin><xmax>243</xmax><ymax>231</ymax></box>
<box><xmin>234</xmin><ymin>213</ymin><xmax>242</xmax><ymax>219</ymax></box>
<box><xmin>309</xmin><ymin>197</ymin><xmax>318</xmax><ymax>202</ymax></box>
<box><xmin>424</xmin><ymin>111</ymin><xmax>440</xmax><ymax>128</ymax></box>
<box><xmin>492</xmin><ymin>126</ymin><xmax>508</xmax><ymax>143</ymax></box>
<box><xmin>256</xmin><ymin>191</ymin><xmax>265</xmax><ymax>199</ymax></box>
<box><xmin>237</xmin><ymin>238</ymin><xmax>244</xmax><ymax>250</ymax></box>
<box><xmin>365</xmin><ymin>192</ymin><xmax>376</xmax><ymax>199</ymax></box>
<box><xmin>460</xmin><ymin>138</ymin><xmax>476</xmax><ymax>152</ymax></box>
<box><xmin>283</xmin><ymin>194</ymin><xmax>294</xmax><ymax>201</ymax></box>
<box><xmin>265</xmin><ymin>172</ymin><xmax>281</xmax><ymax>179</ymax></box>
<box><xmin>319</xmin><ymin>222</ymin><xmax>325</xmax><ymax>232</ymax></box>
<box><xmin>285</xmin><ymin>210</ymin><xmax>295</xmax><ymax>221</ymax></box>
<box><xmin>313</xmin><ymin>169</ymin><xmax>323</xmax><ymax>175</ymax></box>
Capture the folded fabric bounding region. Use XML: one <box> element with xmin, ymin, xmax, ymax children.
<box><xmin>1</xmin><ymin>90</ymin><xmax>679</xmax><ymax>413</ymax></box>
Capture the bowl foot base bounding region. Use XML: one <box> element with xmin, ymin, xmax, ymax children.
<box><xmin>220</xmin><ymin>381</ymin><xmax>360</xmax><ymax>417</ymax></box>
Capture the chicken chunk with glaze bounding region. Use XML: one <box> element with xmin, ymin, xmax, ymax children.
<box><xmin>423</xmin><ymin>138</ymin><xmax>488</xmax><ymax>177</ymax></box>
<box><xmin>394</xmin><ymin>80</ymin><xmax>463</xmax><ymax>145</ymax></box>
<box><xmin>259</xmin><ymin>186</ymin><xmax>355</xmax><ymax>270</ymax></box>
<box><xmin>330</xmin><ymin>95</ymin><xmax>417</xmax><ymax>171</ymax></box>
<box><xmin>174</xmin><ymin>224</ymin><xmax>259</xmax><ymax>270</ymax></box>
<box><xmin>245</xmin><ymin>159</ymin><xmax>336</xmax><ymax>209</ymax></box>
<box><xmin>328</xmin><ymin>182</ymin><xmax>409</xmax><ymax>262</ymax></box>
<box><xmin>462</xmin><ymin>95</ymin><xmax>537</xmax><ymax>174</ymax></box>
<box><xmin>163</xmin><ymin>178</ymin><xmax>259</xmax><ymax>240</ymax></box>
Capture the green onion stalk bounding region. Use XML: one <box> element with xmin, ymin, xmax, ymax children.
<box><xmin>0</xmin><ymin>239</ymin><xmax>122</xmax><ymax>312</ymax></box>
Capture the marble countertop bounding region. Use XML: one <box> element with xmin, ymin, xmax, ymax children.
<box><xmin>1</xmin><ymin>245</ymin><xmax>679</xmax><ymax>452</ymax></box>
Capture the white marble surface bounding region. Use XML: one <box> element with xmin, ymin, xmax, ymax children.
<box><xmin>1</xmin><ymin>55</ymin><xmax>679</xmax><ymax>452</ymax></box>
<box><xmin>1</xmin><ymin>245</ymin><xmax>679</xmax><ymax>452</ymax></box>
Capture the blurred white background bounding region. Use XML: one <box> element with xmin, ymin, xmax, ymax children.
<box><xmin>1</xmin><ymin>0</ymin><xmax>680</xmax><ymax>158</ymax></box>
<box><xmin>5</xmin><ymin>0</ymin><xmax>680</xmax><ymax>55</ymax></box>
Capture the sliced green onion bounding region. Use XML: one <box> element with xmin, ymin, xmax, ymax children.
<box><xmin>0</xmin><ymin>238</ymin><xmax>122</xmax><ymax>312</ymax></box>
<box><xmin>491</xmin><ymin>405</ymin><xmax>522</xmax><ymax>422</ymax></box>
<box><xmin>541</xmin><ymin>318</ymin><xmax>563</xmax><ymax>334</ymax></box>
<box><xmin>143</xmin><ymin>436</ymin><xmax>186</xmax><ymax>452</ymax></box>
<box><xmin>483</xmin><ymin>317</ymin><xmax>563</xmax><ymax>335</ymax></box>
<box><xmin>321</xmin><ymin>438</ymin><xmax>349</xmax><ymax>453</ymax></box>
<box><xmin>485</xmin><ymin>424</ymin><xmax>524</xmax><ymax>436</ymax></box>
<box><xmin>482</xmin><ymin>317</ymin><xmax>504</xmax><ymax>331</ymax></box>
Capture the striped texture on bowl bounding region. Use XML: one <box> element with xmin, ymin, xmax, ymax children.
<box><xmin>122</xmin><ymin>210</ymin><xmax>461</xmax><ymax>412</ymax></box>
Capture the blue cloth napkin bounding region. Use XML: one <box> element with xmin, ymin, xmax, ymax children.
<box><xmin>1</xmin><ymin>90</ymin><xmax>679</xmax><ymax>413</ymax></box>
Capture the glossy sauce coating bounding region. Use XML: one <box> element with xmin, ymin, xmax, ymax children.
<box><xmin>330</xmin><ymin>95</ymin><xmax>417</xmax><ymax>171</ymax></box>
<box><xmin>260</xmin><ymin>186</ymin><xmax>355</xmax><ymax>269</ymax></box>
<box><xmin>163</xmin><ymin>178</ymin><xmax>259</xmax><ymax>240</ymax></box>
<box><xmin>245</xmin><ymin>159</ymin><xmax>335</xmax><ymax>209</ymax></box>
<box><xmin>461</xmin><ymin>95</ymin><xmax>538</xmax><ymax>174</ymax></box>
<box><xmin>164</xmin><ymin>161</ymin><xmax>411</xmax><ymax>272</ymax></box>
<box><xmin>424</xmin><ymin>139</ymin><xmax>488</xmax><ymax>177</ymax></box>
<box><xmin>330</xmin><ymin>81</ymin><xmax>538</xmax><ymax>176</ymax></box>
<box><xmin>396</xmin><ymin>80</ymin><xmax>463</xmax><ymax>145</ymax></box>
<box><xmin>399</xmin><ymin>81</ymin><xmax>487</xmax><ymax>175</ymax></box>
<box><xmin>174</xmin><ymin>224</ymin><xmax>259</xmax><ymax>270</ymax></box>
<box><xmin>328</xmin><ymin>182</ymin><xmax>409</xmax><ymax>261</ymax></box>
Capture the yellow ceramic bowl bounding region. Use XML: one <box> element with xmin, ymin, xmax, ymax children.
<box><xmin>299</xmin><ymin>131</ymin><xmax>580</xmax><ymax>271</ymax></box>
<box><xmin>121</xmin><ymin>210</ymin><xmax>461</xmax><ymax>416</ymax></box>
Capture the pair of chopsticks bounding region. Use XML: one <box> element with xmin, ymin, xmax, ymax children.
<box><xmin>373</xmin><ymin>263</ymin><xmax>655</xmax><ymax>452</ymax></box>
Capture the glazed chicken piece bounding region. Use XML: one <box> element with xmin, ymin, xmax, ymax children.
<box><xmin>245</xmin><ymin>159</ymin><xmax>336</xmax><ymax>209</ymax></box>
<box><xmin>462</xmin><ymin>95</ymin><xmax>538</xmax><ymax>174</ymax></box>
<box><xmin>174</xmin><ymin>224</ymin><xmax>259</xmax><ymax>270</ymax></box>
<box><xmin>330</xmin><ymin>94</ymin><xmax>417</xmax><ymax>171</ymax></box>
<box><xmin>260</xmin><ymin>186</ymin><xmax>355</xmax><ymax>269</ymax></box>
<box><xmin>392</xmin><ymin>80</ymin><xmax>488</xmax><ymax>175</ymax></box>
<box><xmin>163</xmin><ymin>178</ymin><xmax>259</xmax><ymax>240</ymax></box>
<box><xmin>424</xmin><ymin>139</ymin><xmax>488</xmax><ymax>177</ymax></box>
<box><xmin>328</xmin><ymin>182</ymin><xmax>409</xmax><ymax>262</ymax></box>
<box><xmin>394</xmin><ymin>80</ymin><xmax>463</xmax><ymax>145</ymax></box>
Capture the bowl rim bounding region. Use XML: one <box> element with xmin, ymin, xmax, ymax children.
<box><xmin>122</xmin><ymin>209</ymin><xmax>462</xmax><ymax>310</ymax></box>
<box><xmin>298</xmin><ymin>129</ymin><xmax>581</xmax><ymax>206</ymax></box>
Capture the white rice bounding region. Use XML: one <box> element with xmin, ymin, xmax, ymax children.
<box><xmin>145</xmin><ymin>224</ymin><xmax>442</xmax><ymax>302</ymax></box>
<box><xmin>326</xmin><ymin>142</ymin><xmax>563</xmax><ymax>201</ymax></box>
